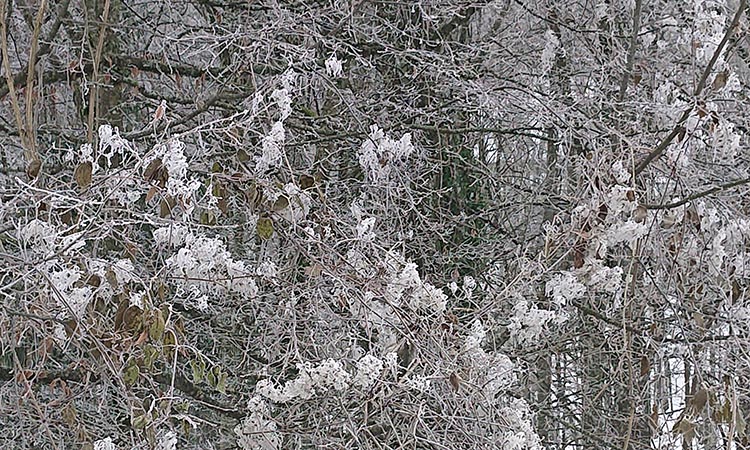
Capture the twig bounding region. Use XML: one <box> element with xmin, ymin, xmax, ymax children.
<box><xmin>86</xmin><ymin>0</ymin><xmax>111</xmax><ymax>143</ymax></box>
<box><xmin>23</xmin><ymin>0</ymin><xmax>46</xmax><ymax>163</ymax></box>
<box><xmin>618</xmin><ymin>0</ymin><xmax>643</xmax><ymax>102</ymax></box>
<box><xmin>0</xmin><ymin>0</ymin><xmax>31</xmax><ymax>154</ymax></box>
<box><xmin>641</xmin><ymin>175</ymin><xmax>750</xmax><ymax>209</ymax></box>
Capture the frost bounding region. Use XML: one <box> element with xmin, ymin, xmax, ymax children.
<box><xmin>498</xmin><ymin>399</ymin><xmax>542</xmax><ymax>450</ymax></box>
<box><xmin>508</xmin><ymin>300</ymin><xmax>558</xmax><ymax>344</ymax></box>
<box><xmin>356</xmin><ymin>217</ymin><xmax>377</xmax><ymax>242</ymax></box>
<box><xmin>164</xmin><ymin>233</ymin><xmax>259</xmax><ymax>309</ymax></box>
<box><xmin>465</xmin><ymin>320</ymin><xmax>486</xmax><ymax>356</ymax></box>
<box><xmin>270</xmin><ymin>89</ymin><xmax>292</xmax><ymax>121</ymax></box>
<box><xmin>256</xmin><ymin>261</ymin><xmax>278</xmax><ymax>280</ymax></box>
<box><xmin>111</xmin><ymin>258</ymin><xmax>136</xmax><ymax>285</ymax></box>
<box><xmin>43</xmin><ymin>264</ymin><xmax>92</xmax><ymax>319</ymax></box>
<box><xmin>540</xmin><ymin>30</ymin><xmax>560</xmax><ymax>76</ymax></box>
<box><xmin>93</xmin><ymin>437</ymin><xmax>116</xmax><ymax>450</ymax></box>
<box><xmin>153</xmin><ymin>224</ymin><xmax>193</xmax><ymax>247</ymax></box>
<box><xmin>404</xmin><ymin>375</ymin><xmax>431</xmax><ymax>393</ymax></box>
<box><xmin>606</xmin><ymin>185</ymin><xmax>637</xmax><ymax>216</ymax></box>
<box><xmin>157</xmin><ymin>431</ymin><xmax>177</xmax><ymax>450</ymax></box>
<box><xmin>463</xmin><ymin>275</ymin><xmax>476</xmax><ymax>298</ymax></box>
<box><xmin>353</xmin><ymin>354</ymin><xmax>384</xmax><ymax>388</ymax></box>
<box><xmin>149</xmin><ymin>139</ymin><xmax>201</xmax><ymax>214</ymax></box>
<box><xmin>18</xmin><ymin>219</ymin><xmax>58</xmax><ymax>255</ymax></box>
<box><xmin>256</xmin><ymin>122</ymin><xmax>285</xmax><ymax>174</ymax></box>
<box><xmin>606</xmin><ymin>220</ymin><xmax>648</xmax><ymax>246</ymax></box>
<box><xmin>235</xmin><ymin>398</ymin><xmax>281</xmax><ymax>450</ymax></box>
<box><xmin>385</xmin><ymin>260</ymin><xmax>447</xmax><ymax>314</ymax></box>
<box><xmin>129</xmin><ymin>291</ymin><xmax>145</xmax><ymax>309</ymax></box>
<box><xmin>95</xmin><ymin>124</ymin><xmax>135</xmax><ymax>171</ymax></box>
<box><xmin>257</xmin><ymin>359</ymin><xmax>352</xmax><ymax>402</ymax></box>
<box><xmin>464</xmin><ymin>320</ymin><xmax>517</xmax><ymax>397</ymax></box>
<box><xmin>358</xmin><ymin>125</ymin><xmax>414</xmax><ymax>182</ymax></box>
<box><xmin>586</xmin><ymin>264</ymin><xmax>623</xmax><ymax>293</ymax></box>
<box><xmin>325</xmin><ymin>54</ymin><xmax>343</xmax><ymax>78</ymax></box>
<box><xmin>545</xmin><ymin>272</ymin><xmax>586</xmax><ymax>305</ymax></box>
<box><xmin>79</xmin><ymin>143</ymin><xmax>94</xmax><ymax>164</ymax></box>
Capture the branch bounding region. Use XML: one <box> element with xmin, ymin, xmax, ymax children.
<box><xmin>641</xmin><ymin>175</ymin><xmax>750</xmax><ymax>209</ymax></box>
<box><xmin>86</xmin><ymin>0</ymin><xmax>111</xmax><ymax>143</ymax></box>
<box><xmin>570</xmin><ymin>299</ymin><xmax>641</xmax><ymax>335</ymax></box>
<box><xmin>0</xmin><ymin>366</ymin><xmax>246</xmax><ymax>419</ymax></box>
<box><xmin>408</xmin><ymin>124</ymin><xmax>554</xmax><ymax>141</ymax></box>
<box><xmin>617</xmin><ymin>0</ymin><xmax>643</xmax><ymax>102</ymax></box>
<box><xmin>114</xmin><ymin>54</ymin><xmax>284</xmax><ymax>80</ymax></box>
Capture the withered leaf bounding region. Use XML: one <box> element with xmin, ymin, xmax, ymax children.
<box><xmin>272</xmin><ymin>195</ymin><xmax>289</xmax><ymax>211</ymax></box>
<box><xmin>449</xmin><ymin>372</ymin><xmax>461</xmax><ymax>392</ymax></box>
<box><xmin>26</xmin><ymin>159</ymin><xmax>42</xmax><ymax>179</ymax></box>
<box><xmin>299</xmin><ymin>174</ymin><xmax>315</xmax><ymax>190</ymax></box>
<box><xmin>257</xmin><ymin>217</ymin><xmax>274</xmax><ymax>240</ymax></box>
<box><xmin>74</xmin><ymin>162</ymin><xmax>93</xmax><ymax>189</ymax></box>
<box><xmin>144</xmin><ymin>158</ymin><xmax>163</xmax><ymax>182</ymax></box>
<box><xmin>160</xmin><ymin>196</ymin><xmax>176</xmax><ymax>218</ymax></box>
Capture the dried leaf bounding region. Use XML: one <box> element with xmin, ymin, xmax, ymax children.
<box><xmin>145</xmin><ymin>186</ymin><xmax>158</xmax><ymax>203</ymax></box>
<box><xmin>691</xmin><ymin>387</ymin><xmax>708</xmax><ymax>414</ymax></box>
<box><xmin>304</xmin><ymin>263</ymin><xmax>323</xmax><ymax>277</ymax></box>
<box><xmin>712</xmin><ymin>71</ymin><xmax>727</xmax><ymax>91</ymax></box>
<box><xmin>257</xmin><ymin>217</ymin><xmax>274</xmax><ymax>240</ymax></box>
<box><xmin>272</xmin><ymin>195</ymin><xmax>289</xmax><ymax>211</ymax></box>
<box><xmin>132</xmin><ymin>413</ymin><xmax>149</xmax><ymax>430</ymax></box>
<box><xmin>135</xmin><ymin>329</ymin><xmax>149</xmax><ymax>346</ymax></box>
<box><xmin>62</xmin><ymin>403</ymin><xmax>78</xmax><ymax>426</ymax></box>
<box><xmin>191</xmin><ymin>358</ymin><xmax>205</xmax><ymax>384</ymax></box>
<box><xmin>160</xmin><ymin>196</ymin><xmax>176</xmax><ymax>218</ymax></box>
<box><xmin>123</xmin><ymin>360</ymin><xmax>140</xmax><ymax>386</ymax></box>
<box><xmin>634</xmin><ymin>205</ymin><xmax>648</xmax><ymax>223</ymax></box>
<box><xmin>26</xmin><ymin>159</ymin><xmax>42</xmax><ymax>179</ymax></box>
<box><xmin>299</xmin><ymin>174</ymin><xmax>315</xmax><ymax>190</ymax></box>
<box><xmin>648</xmin><ymin>404</ymin><xmax>659</xmax><ymax>431</ymax></box>
<box><xmin>153</xmin><ymin>100</ymin><xmax>167</xmax><ymax>122</ymax></box>
<box><xmin>149</xmin><ymin>309</ymin><xmax>165</xmax><ymax>342</ymax></box>
<box><xmin>449</xmin><ymin>372</ymin><xmax>461</xmax><ymax>392</ymax></box>
<box><xmin>144</xmin><ymin>158</ymin><xmax>163</xmax><ymax>182</ymax></box>
<box><xmin>639</xmin><ymin>355</ymin><xmax>650</xmax><ymax>378</ymax></box>
<box><xmin>237</xmin><ymin>149</ymin><xmax>250</xmax><ymax>162</ymax></box>
<box><xmin>74</xmin><ymin>162</ymin><xmax>93</xmax><ymax>189</ymax></box>
<box><xmin>105</xmin><ymin>268</ymin><xmax>118</xmax><ymax>289</ymax></box>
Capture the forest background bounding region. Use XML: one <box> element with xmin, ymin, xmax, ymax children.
<box><xmin>2</xmin><ymin>0</ymin><xmax>750</xmax><ymax>449</ymax></box>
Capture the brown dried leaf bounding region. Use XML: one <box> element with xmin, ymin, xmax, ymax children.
<box><xmin>160</xmin><ymin>196</ymin><xmax>175</xmax><ymax>218</ymax></box>
<box><xmin>26</xmin><ymin>159</ymin><xmax>42</xmax><ymax>179</ymax></box>
<box><xmin>712</xmin><ymin>71</ymin><xmax>727</xmax><ymax>91</ymax></box>
<box><xmin>639</xmin><ymin>355</ymin><xmax>651</xmax><ymax>378</ymax></box>
<box><xmin>449</xmin><ymin>372</ymin><xmax>461</xmax><ymax>392</ymax></box>
<box><xmin>272</xmin><ymin>195</ymin><xmax>289</xmax><ymax>211</ymax></box>
<box><xmin>74</xmin><ymin>162</ymin><xmax>92</xmax><ymax>189</ymax></box>
<box><xmin>145</xmin><ymin>186</ymin><xmax>158</xmax><ymax>203</ymax></box>
<box><xmin>634</xmin><ymin>205</ymin><xmax>648</xmax><ymax>223</ymax></box>
<box><xmin>299</xmin><ymin>174</ymin><xmax>315</xmax><ymax>190</ymax></box>
<box><xmin>144</xmin><ymin>158</ymin><xmax>163</xmax><ymax>182</ymax></box>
